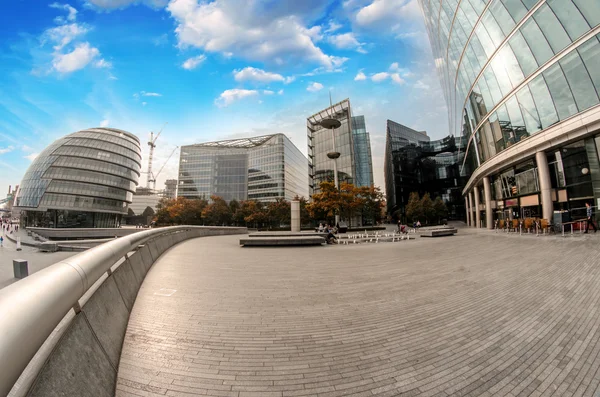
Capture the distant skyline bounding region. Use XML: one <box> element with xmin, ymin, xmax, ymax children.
<box><xmin>0</xmin><ymin>0</ymin><xmax>448</xmax><ymax>195</ymax></box>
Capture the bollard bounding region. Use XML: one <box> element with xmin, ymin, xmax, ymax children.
<box><xmin>13</xmin><ymin>259</ymin><xmax>28</xmax><ymax>279</ymax></box>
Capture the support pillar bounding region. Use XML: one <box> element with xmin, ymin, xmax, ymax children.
<box><xmin>291</xmin><ymin>200</ymin><xmax>300</xmax><ymax>232</ymax></box>
<box><xmin>465</xmin><ymin>196</ymin><xmax>470</xmax><ymax>226</ymax></box>
<box><xmin>483</xmin><ymin>176</ymin><xmax>493</xmax><ymax>230</ymax></box>
<box><xmin>468</xmin><ymin>191</ymin><xmax>474</xmax><ymax>227</ymax></box>
<box><xmin>474</xmin><ymin>185</ymin><xmax>481</xmax><ymax>228</ymax></box>
<box><xmin>536</xmin><ymin>151</ymin><xmax>553</xmax><ymax>222</ymax></box>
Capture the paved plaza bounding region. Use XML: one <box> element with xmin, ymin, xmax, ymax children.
<box><xmin>117</xmin><ymin>228</ymin><xmax>600</xmax><ymax>397</ymax></box>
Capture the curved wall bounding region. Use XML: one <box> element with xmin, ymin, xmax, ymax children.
<box><xmin>15</xmin><ymin>128</ymin><xmax>141</xmax><ymax>228</ymax></box>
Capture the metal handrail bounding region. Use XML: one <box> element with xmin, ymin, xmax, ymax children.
<box><xmin>0</xmin><ymin>225</ymin><xmax>205</xmax><ymax>397</ymax></box>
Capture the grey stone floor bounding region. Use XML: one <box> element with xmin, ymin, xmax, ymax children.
<box><xmin>117</xmin><ymin>229</ymin><xmax>600</xmax><ymax>397</ymax></box>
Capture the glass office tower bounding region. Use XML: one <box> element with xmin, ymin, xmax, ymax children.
<box><xmin>178</xmin><ymin>134</ymin><xmax>308</xmax><ymax>202</ymax></box>
<box><xmin>351</xmin><ymin>115</ymin><xmax>374</xmax><ymax>187</ymax></box>
<box><xmin>14</xmin><ymin>128</ymin><xmax>141</xmax><ymax>228</ymax></box>
<box><xmin>419</xmin><ymin>0</ymin><xmax>600</xmax><ymax>228</ymax></box>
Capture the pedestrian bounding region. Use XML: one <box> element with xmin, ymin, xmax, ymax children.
<box><xmin>326</xmin><ymin>224</ymin><xmax>337</xmax><ymax>244</ymax></box>
<box><xmin>416</xmin><ymin>220</ymin><xmax>421</xmax><ymax>228</ymax></box>
<box><xmin>318</xmin><ymin>223</ymin><xmax>324</xmax><ymax>233</ymax></box>
<box><xmin>585</xmin><ymin>202</ymin><xmax>597</xmax><ymax>233</ymax></box>
<box><xmin>0</xmin><ymin>236</ymin><xmax>3</xmax><ymax>246</ymax></box>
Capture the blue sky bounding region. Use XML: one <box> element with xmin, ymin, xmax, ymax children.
<box><xmin>0</xmin><ymin>0</ymin><xmax>448</xmax><ymax>195</ymax></box>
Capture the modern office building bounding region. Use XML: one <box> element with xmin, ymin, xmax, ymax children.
<box><xmin>163</xmin><ymin>179</ymin><xmax>177</xmax><ymax>199</ymax></box>
<box><xmin>384</xmin><ymin>120</ymin><xmax>471</xmax><ymax>220</ymax></box>
<box><xmin>419</xmin><ymin>0</ymin><xmax>600</xmax><ymax>228</ymax></box>
<box><xmin>307</xmin><ymin>99</ymin><xmax>374</xmax><ymax>195</ymax></box>
<box><xmin>14</xmin><ymin>128</ymin><xmax>141</xmax><ymax>228</ymax></box>
<box><xmin>351</xmin><ymin>115</ymin><xmax>374</xmax><ymax>187</ymax></box>
<box><xmin>177</xmin><ymin>134</ymin><xmax>308</xmax><ymax>203</ymax></box>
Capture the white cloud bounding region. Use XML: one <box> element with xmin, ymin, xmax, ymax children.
<box><xmin>354</xmin><ymin>70</ymin><xmax>366</xmax><ymax>81</ymax></box>
<box><xmin>391</xmin><ymin>73</ymin><xmax>405</xmax><ymax>84</ymax></box>
<box><xmin>215</xmin><ymin>89</ymin><xmax>259</xmax><ymax>107</ymax></box>
<box><xmin>389</xmin><ymin>62</ymin><xmax>400</xmax><ymax>72</ymax></box>
<box><xmin>233</xmin><ymin>67</ymin><xmax>293</xmax><ymax>84</ymax></box>
<box><xmin>52</xmin><ymin>42</ymin><xmax>99</xmax><ymax>73</ymax></box>
<box><xmin>324</xmin><ymin>20</ymin><xmax>343</xmax><ymax>33</ymax></box>
<box><xmin>100</xmin><ymin>119</ymin><xmax>109</xmax><ymax>127</ymax></box>
<box><xmin>182</xmin><ymin>54</ymin><xmax>206</xmax><ymax>70</ymax></box>
<box><xmin>328</xmin><ymin>32</ymin><xmax>366</xmax><ymax>53</ymax></box>
<box><xmin>141</xmin><ymin>91</ymin><xmax>162</xmax><ymax>97</ymax></box>
<box><xmin>21</xmin><ymin>145</ymin><xmax>35</xmax><ymax>153</ymax></box>
<box><xmin>85</xmin><ymin>0</ymin><xmax>168</xmax><ymax>10</ymax></box>
<box><xmin>108</xmin><ymin>74</ymin><xmax>118</xmax><ymax>80</ymax></box>
<box><xmin>306</xmin><ymin>82</ymin><xmax>324</xmax><ymax>92</ymax></box>
<box><xmin>371</xmin><ymin>72</ymin><xmax>389</xmax><ymax>82</ymax></box>
<box><xmin>278</xmin><ymin>89</ymin><xmax>284</xmax><ymax>95</ymax></box>
<box><xmin>355</xmin><ymin>0</ymin><xmax>420</xmax><ymax>26</ymax></box>
<box><xmin>414</xmin><ymin>80</ymin><xmax>430</xmax><ymax>90</ymax></box>
<box><xmin>142</xmin><ymin>101</ymin><xmax>147</xmax><ymax>106</ymax></box>
<box><xmin>94</xmin><ymin>58</ymin><xmax>112</xmax><ymax>68</ymax></box>
<box><xmin>25</xmin><ymin>153</ymin><xmax>40</xmax><ymax>162</ymax></box>
<box><xmin>166</xmin><ymin>0</ymin><xmax>345</xmax><ymax>69</ymax></box>
<box><xmin>263</xmin><ymin>90</ymin><xmax>275</xmax><ymax>95</ymax></box>
<box><xmin>0</xmin><ymin>146</ymin><xmax>15</xmax><ymax>155</ymax></box>
<box><xmin>50</xmin><ymin>3</ymin><xmax>78</xmax><ymax>23</ymax></box>
<box><xmin>42</xmin><ymin>23</ymin><xmax>89</xmax><ymax>51</ymax></box>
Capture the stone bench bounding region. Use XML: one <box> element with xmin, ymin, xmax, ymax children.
<box><xmin>240</xmin><ymin>236</ymin><xmax>326</xmax><ymax>246</ymax></box>
<box><xmin>418</xmin><ymin>228</ymin><xmax>457</xmax><ymax>237</ymax></box>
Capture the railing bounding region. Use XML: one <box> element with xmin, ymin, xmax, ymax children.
<box><xmin>0</xmin><ymin>225</ymin><xmax>230</xmax><ymax>397</ymax></box>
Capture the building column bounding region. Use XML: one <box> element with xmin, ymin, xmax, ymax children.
<box><xmin>291</xmin><ymin>200</ymin><xmax>301</xmax><ymax>232</ymax></box>
<box><xmin>465</xmin><ymin>196</ymin><xmax>470</xmax><ymax>226</ymax></box>
<box><xmin>468</xmin><ymin>191</ymin><xmax>474</xmax><ymax>227</ymax></box>
<box><xmin>483</xmin><ymin>176</ymin><xmax>493</xmax><ymax>230</ymax></box>
<box><xmin>536</xmin><ymin>151</ymin><xmax>553</xmax><ymax>222</ymax></box>
<box><xmin>474</xmin><ymin>185</ymin><xmax>481</xmax><ymax>228</ymax></box>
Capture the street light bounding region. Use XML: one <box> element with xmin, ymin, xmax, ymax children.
<box><xmin>320</xmin><ymin>117</ymin><xmax>341</xmax><ymax>226</ymax></box>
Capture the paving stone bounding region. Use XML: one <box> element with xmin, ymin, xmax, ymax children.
<box><xmin>117</xmin><ymin>229</ymin><xmax>600</xmax><ymax>396</ymax></box>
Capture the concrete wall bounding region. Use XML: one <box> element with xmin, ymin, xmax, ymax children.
<box><xmin>23</xmin><ymin>227</ymin><xmax>246</xmax><ymax>397</ymax></box>
<box><xmin>26</xmin><ymin>227</ymin><xmax>145</xmax><ymax>240</ymax></box>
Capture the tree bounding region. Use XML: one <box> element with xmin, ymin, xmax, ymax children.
<box><xmin>243</xmin><ymin>201</ymin><xmax>268</xmax><ymax>228</ymax></box>
<box><xmin>339</xmin><ymin>182</ymin><xmax>362</xmax><ymax>227</ymax></box>
<box><xmin>266</xmin><ymin>198</ymin><xmax>291</xmax><ymax>228</ymax></box>
<box><xmin>154</xmin><ymin>197</ymin><xmax>207</xmax><ymax>225</ymax></box>
<box><xmin>229</xmin><ymin>199</ymin><xmax>241</xmax><ymax>224</ymax></box>
<box><xmin>306</xmin><ymin>181</ymin><xmax>340</xmax><ymax>224</ymax></box>
<box><xmin>405</xmin><ymin>192</ymin><xmax>423</xmax><ymax>223</ymax></box>
<box><xmin>433</xmin><ymin>196</ymin><xmax>448</xmax><ymax>224</ymax></box>
<box><xmin>294</xmin><ymin>196</ymin><xmax>310</xmax><ymax>227</ymax></box>
<box><xmin>202</xmin><ymin>195</ymin><xmax>232</xmax><ymax>225</ymax></box>
<box><xmin>421</xmin><ymin>193</ymin><xmax>435</xmax><ymax>225</ymax></box>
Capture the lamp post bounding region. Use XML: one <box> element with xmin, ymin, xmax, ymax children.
<box><xmin>320</xmin><ymin>118</ymin><xmax>341</xmax><ymax>226</ymax></box>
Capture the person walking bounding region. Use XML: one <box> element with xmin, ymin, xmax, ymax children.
<box><xmin>585</xmin><ymin>202</ymin><xmax>597</xmax><ymax>233</ymax></box>
<box><xmin>0</xmin><ymin>236</ymin><xmax>4</xmax><ymax>246</ymax></box>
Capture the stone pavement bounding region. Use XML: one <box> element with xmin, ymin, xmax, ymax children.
<box><xmin>117</xmin><ymin>229</ymin><xmax>600</xmax><ymax>396</ymax></box>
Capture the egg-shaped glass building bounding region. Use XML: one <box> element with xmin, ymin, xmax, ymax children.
<box><xmin>14</xmin><ymin>128</ymin><xmax>141</xmax><ymax>228</ymax></box>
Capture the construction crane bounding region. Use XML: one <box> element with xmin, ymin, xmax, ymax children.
<box><xmin>147</xmin><ymin>122</ymin><xmax>168</xmax><ymax>188</ymax></box>
<box><xmin>148</xmin><ymin>146</ymin><xmax>179</xmax><ymax>190</ymax></box>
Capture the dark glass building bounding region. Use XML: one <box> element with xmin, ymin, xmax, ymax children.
<box><xmin>420</xmin><ymin>0</ymin><xmax>600</xmax><ymax>228</ymax></box>
<box><xmin>177</xmin><ymin>134</ymin><xmax>308</xmax><ymax>202</ymax></box>
<box><xmin>351</xmin><ymin>115</ymin><xmax>374</xmax><ymax>187</ymax></box>
<box><xmin>384</xmin><ymin>120</ymin><xmax>471</xmax><ymax>221</ymax></box>
<box><xmin>307</xmin><ymin>99</ymin><xmax>374</xmax><ymax>195</ymax></box>
<box><xmin>14</xmin><ymin>128</ymin><xmax>142</xmax><ymax>228</ymax></box>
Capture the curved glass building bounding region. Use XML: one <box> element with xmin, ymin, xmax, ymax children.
<box><xmin>14</xmin><ymin>128</ymin><xmax>141</xmax><ymax>228</ymax></box>
<box><xmin>419</xmin><ymin>0</ymin><xmax>600</xmax><ymax>228</ymax></box>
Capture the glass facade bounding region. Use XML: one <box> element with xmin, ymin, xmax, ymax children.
<box><xmin>178</xmin><ymin>134</ymin><xmax>308</xmax><ymax>203</ymax></box>
<box><xmin>384</xmin><ymin>120</ymin><xmax>471</xmax><ymax>220</ymax></box>
<box><xmin>420</xmin><ymin>0</ymin><xmax>600</xmax><ymax>227</ymax></box>
<box><xmin>351</xmin><ymin>115</ymin><xmax>374</xmax><ymax>187</ymax></box>
<box><xmin>14</xmin><ymin>128</ymin><xmax>141</xmax><ymax>228</ymax></box>
<box><xmin>307</xmin><ymin>99</ymin><xmax>357</xmax><ymax>196</ymax></box>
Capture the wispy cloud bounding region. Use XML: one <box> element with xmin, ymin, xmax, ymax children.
<box><xmin>233</xmin><ymin>67</ymin><xmax>294</xmax><ymax>84</ymax></box>
<box><xmin>182</xmin><ymin>54</ymin><xmax>206</xmax><ymax>70</ymax></box>
<box><xmin>354</xmin><ymin>70</ymin><xmax>366</xmax><ymax>81</ymax></box>
<box><xmin>215</xmin><ymin>89</ymin><xmax>259</xmax><ymax>107</ymax></box>
<box><xmin>0</xmin><ymin>146</ymin><xmax>15</xmax><ymax>155</ymax></box>
<box><xmin>306</xmin><ymin>82</ymin><xmax>324</xmax><ymax>92</ymax></box>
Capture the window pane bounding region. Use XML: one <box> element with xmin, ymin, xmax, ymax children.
<box><xmin>505</xmin><ymin>96</ymin><xmax>527</xmax><ymax>142</ymax></box>
<box><xmin>559</xmin><ymin>51</ymin><xmax>599</xmax><ymax>112</ymax></box>
<box><xmin>578</xmin><ymin>36</ymin><xmax>600</xmax><ymax>95</ymax></box>
<box><xmin>548</xmin><ymin>0</ymin><xmax>590</xmax><ymax>41</ymax></box>
<box><xmin>483</xmin><ymin>66</ymin><xmax>504</xmax><ymax>105</ymax></box>
<box><xmin>481</xmin><ymin>12</ymin><xmax>506</xmax><ymax>48</ymax></box>
<box><xmin>496</xmin><ymin>104</ymin><xmax>516</xmax><ymax>147</ymax></box>
<box><xmin>521</xmin><ymin>0</ymin><xmax>538</xmax><ymax>8</ymax></box>
<box><xmin>489</xmin><ymin>112</ymin><xmax>506</xmax><ymax>153</ymax></box>
<box><xmin>489</xmin><ymin>1</ymin><xmax>515</xmax><ymax>36</ymax></box>
<box><xmin>497</xmin><ymin>45</ymin><xmax>525</xmax><ymax>87</ymax></box>
<box><xmin>533</xmin><ymin>5</ymin><xmax>572</xmax><ymax>54</ymax></box>
<box><xmin>509</xmin><ymin>31</ymin><xmax>538</xmax><ymax>76</ymax></box>
<box><xmin>516</xmin><ymin>85</ymin><xmax>542</xmax><ymax>135</ymax></box>
<box><xmin>529</xmin><ymin>75</ymin><xmax>559</xmax><ymax>129</ymax></box>
<box><xmin>543</xmin><ymin>63</ymin><xmax>578</xmax><ymax>120</ymax></box>
<box><xmin>573</xmin><ymin>0</ymin><xmax>600</xmax><ymax>27</ymax></box>
<box><xmin>521</xmin><ymin>19</ymin><xmax>554</xmax><ymax>66</ymax></box>
<box><xmin>491</xmin><ymin>56</ymin><xmax>514</xmax><ymax>96</ymax></box>
<box><xmin>502</xmin><ymin>0</ymin><xmax>528</xmax><ymax>22</ymax></box>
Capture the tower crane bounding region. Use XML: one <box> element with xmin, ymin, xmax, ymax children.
<box><xmin>148</xmin><ymin>146</ymin><xmax>179</xmax><ymax>190</ymax></box>
<box><xmin>147</xmin><ymin>122</ymin><xmax>168</xmax><ymax>188</ymax></box>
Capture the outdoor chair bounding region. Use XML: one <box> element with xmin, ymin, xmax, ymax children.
<box><xmin>512</xmin><ymin>219</ymin><xmax>519</xmax><ymax>232</ymax></box>
<box><xmin>524</xmin><ymin>218</ymin><xmax>533</xmax><ymax>233</ymax></box>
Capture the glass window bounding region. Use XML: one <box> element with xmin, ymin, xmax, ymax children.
<box><xmin>483</xmin><ymin>67</ymin><xmax>504</xmax><ymax>105</ymax></box>
<box><xmin>475</xmin><ymin>23</ymin><xmax>497</xmax><ymax>58</ymax></box>
<box><xmin>543</xmin><ymin>63</ymin><xmax>578</xmax><ymax>120</ymax></box>
<box><xmin>505</xmin><ymin>96</ymin><xmax>527</xmax><ymax>142</ymax></box>
<box><xmin>573</xmin><ymin>0</ymin><xmax>600</xmax><ymax>27</ymax></box>
<box><xmin>578</xmin><ymin>36</ymin><xmax>600</xmax><ymax>95</ymax></box>
<box><xmin>491</xmin><ymin>56</ymin><xmax>514</xmax><ymax>96</ymax></box>
<box><xmin>468</xmin><ymin>0</ymin><xmax>486</xmax><ymax>16</ymax></box>
<box><xmin>498</xmin><ymin>45</ymin><xmax>525</xmax><ymax>88</ymax></box>
<box><xmin>509</xmin><ymin>31</ymin><xmax>538</xmax><ymax>77</ymax></box>
<box><xmin>520</xmin><ymin>19</ymin><xmax>554</xmax><ymax>66</ymax></box>
<box><xmin>533</xmin><ymin>5</ymin><xmax>572</xmax><ymax>54</ymax></box>
<box><xmin>559</xmin><ymin>51</ymin><xmax>599</xmax><ymax>112</ymax></box>
<box><xmin>496</xmin><ymin>104</ymin><xmax>516</xmax><ymax>147</ymax></box>
<box><xmin>481</xmin><ymin>12</ymin><xmax>506</xmax><ymax>48</ymax></box>
<box><xmin>548</xmin><ymin>0</ymin><xmax>590</xmax><ymax>41</ymax></box>
<box><xmin>521</xmin><ymin>0</ymin><xmax>538</xmax><ymax>8</ymax></box>
<box><xmin>528</xmin><ymin>75</ymin><xmax>559</xmax><ymax>129</ymax></box>
<box><xmin>516</xmin><ymin>85</ymin><xmax>542</xmax><ymax>135</ymax></box>
<box><xmin>502</xmin><ymin>0</ymin><xmax>528</xmax><ymax>22</ymax></box>
<box><xmin>490</xmin><ymin>1</ymin><xmax>516</xmax><ymax>35</ymax></box>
